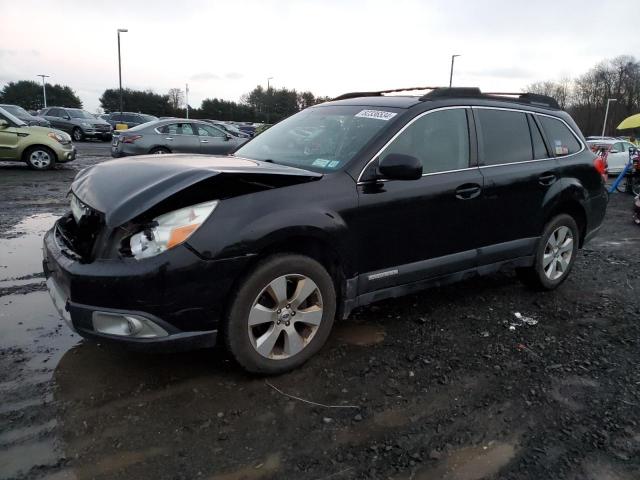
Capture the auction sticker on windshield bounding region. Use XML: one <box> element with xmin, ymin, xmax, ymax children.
<box><xmin>355</xmin><ymin>110</ymin><xmax>397</xmax><ymax>121</ymax></box>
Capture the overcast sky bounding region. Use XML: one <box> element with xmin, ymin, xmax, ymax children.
<box><xmin>2</xmin><ymin>0</ymin><xmax>639</xmax><ymax>112</ymax></box>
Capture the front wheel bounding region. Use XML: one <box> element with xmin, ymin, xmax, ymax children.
<box><xmin>224</xmin><ymin>254</ymin><xmax>336</xmax><ymax>374</ymax></box>
<box><xmin>24</xmin><ymin>146</ymin><xmax>56</xmax><ymax>170</ymax></box>
<box><xmin>517</xmin><ymin>214</ymin><xmax>579</xmax><ymax>290</ymax></box>
<box><xmin>72</xmin><ymin>127</ymin><xmax>84</xmax><ymax>142</ymax></box>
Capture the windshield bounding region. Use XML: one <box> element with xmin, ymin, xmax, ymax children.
<box><xmin>0</xmin><ymin>106</ymin><xmax>27</xmax><ymax>126</ymax></box>
<box><xmin>234</xmin><ymin>105</ymin><xmax>401</xmax><ymax>171</ymax></box>
<box><xmin>68</xmin><ymin>109</ymin><xmax>95</xmax><ymax>119</ymax></box>
<box><xmin>2</xmin><ymin>105</ymin><xmax>30</xmax><ymax>117</ymax></box>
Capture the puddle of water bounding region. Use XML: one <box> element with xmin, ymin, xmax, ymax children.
<box><xmin>0</xmin><ymin>437</ymin><xmax>61</xmax><ymax>479</ymax></box>
<box><xmin>0</xmin><ymin>292</ymin><xmax>77</xmax><ymax>355</ymax></box>
<box><xmin>334</xmin><ymin>321</ymin><xmax>385</xmax><ymax>346</ymax></box>
<box><xmin>208</xmin><ymin>453</ymin><xmax>281</xmax><ymax>480</ymax></box>
<box><xmin>0</xmin><ymin>213</ymin><xmax>59</xmax><ymax>281</ymax></box>
<box><xmin>0</xmin><ymin>418</ymin><xmax>57</xmax><ymax>445</ymax></box>
<box><xmin>412</xmin><ymin>441</ymin><xmax>517</xmax><ymax>480</ymax></box>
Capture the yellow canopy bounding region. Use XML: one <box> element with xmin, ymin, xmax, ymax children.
<box><xmin>617</xmin><ymin>113</ymin><xmax>640</xmax><ymax>130</ymax></box>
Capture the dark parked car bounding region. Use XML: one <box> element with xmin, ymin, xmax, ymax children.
<box><xmin>0</xmin><ymin>104</ymin><xmax>51</xmax><ymax>127</ymax></box>
<box><xmin>39</xmin><ymin>107</ymin><xmax>112</xmax><ymax>141</ymax></box>
<box><xmin>104</xmin><ymin>112</ymin><xmax>158</xmax><ymax>131</ymax></box>
<box><xmin>110</xmin><ymin>118</ymin><xmax>246</xmax><ymax>157</ymax></box>
<box><xmin>43</xmin><ymin>87</ymin><xmax>607</xmax><ymax>374</ymax></box>
<box><xmin>205</xmin><ymin>120</ymin><xmax>251</xmax><ymax>138</ymax></box>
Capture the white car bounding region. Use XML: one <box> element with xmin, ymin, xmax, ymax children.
<box><xmin>587</xmin><ymin>139</ymin><xmax>638</xmax><ymax>174</ymax></box>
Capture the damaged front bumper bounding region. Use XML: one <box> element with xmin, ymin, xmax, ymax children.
<box><xmin>42</xmin><ymin>221</ymin><xmax>252</xmax><ymax>352</ymax></box>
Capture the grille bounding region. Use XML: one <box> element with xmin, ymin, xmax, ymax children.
<box><xmin>56</xmin><ymin>211</ymin><xmax>104</xmax><ymax>261</ymax></box>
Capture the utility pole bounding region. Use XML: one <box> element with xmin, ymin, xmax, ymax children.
<box><xmin>117</xmin><ymin>28</ymin><xmax>128</xmax><ymax>114</ymax></box>
<box><xmin>37</xmin><ymin>74</ymin><xmax>50</xmax><ymax>108</ymax></box>
<box><xmin>185</xmin><ymin>84</ymin><xmax>189</xmax><ymax>119</ymax></box>
<box><xmin>449</xmin><ymin>55</ymin><xmax>460</xmax><ymax>88</ymax></box>
<box><xmin>601</xmin><ymin>98</ymin><xmax>617</xmax><ymax>137</ymax></box>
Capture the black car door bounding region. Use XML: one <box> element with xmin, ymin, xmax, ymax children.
<box><xmin>356</xmin><ymin>107</ymin><xmax>485</xmax><ymax>294</ymax></box>
<box><xmin>473</xmin><ymin>107</ymin><xmax>559</xmax><ymax>262</ymax></box>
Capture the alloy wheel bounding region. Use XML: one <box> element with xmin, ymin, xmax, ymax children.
<box><xmin>247</xmin><ymin>274</ymin><xmax>323</xmax><ymax>360</ymax></box>
<box><xmin>29</xmin><ymin>150</ymin><xmax>52</xmax><ymax>169</ymax></box>
<box><xmin>543</xmin><ymin>226</ymin><xmax>574</xmax><ymax>280</ymax></box>
<box><xmin>73</xmin><ymin>129</ymin><xmax>82</xmax><ymax>141</ymax></box>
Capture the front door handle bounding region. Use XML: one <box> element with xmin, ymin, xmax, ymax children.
<box><xmin>200</xmin><ymin>139</ymin><xmax>209</xmax><ymax>143</ymax></box>
<box><xmin>455</xmin><ymin>183</ymin><xmax>482</xmax><ymax>200</ymax></box>
<box><xmin>165</xmin><ymin>136</ymin><xmax>174</xmax><ymax>141</ymax></box>
<box><xmin>538</xmin><ymin>172</ymin><xmax>557</xmax><ymax>186</ymax></box>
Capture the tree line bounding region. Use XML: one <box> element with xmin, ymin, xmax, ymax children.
<box><xmin>0</xmin><ymin>80</ymin><xmax>330</xmax><ymax>123</ymax></box>
<box><xmin>527</xmin><ymin>55</ymin><xmax>640</xmax><ymax>136</ymax></box>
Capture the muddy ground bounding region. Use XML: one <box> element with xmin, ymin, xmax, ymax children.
<box><xmin>1</xmin><ymin>146</ymin><xmax>639</xmax><ymax>480</ymax></box>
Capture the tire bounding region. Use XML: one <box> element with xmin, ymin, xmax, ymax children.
<box><xmin>149</xmin><ymin>147</ymin><xmax>170</xmax><ymax>155</ymax></box>
<box><xmin>24</xmin><ymin>146</ymin><xmax>56</xmax><ymax>170</ymax></box>
<box><xmin>72</xmin><ymin>128</ymin><xmax>84</xmax><ymax>142</ymax></box>
<box><xmin>517</xmin><ymin>214</ymin><xmax>579</xmax><ymax>290</ymax></box>
<box><xmin>224</xmin><ymin>254</ymin><xmax>337</xmax><ymax>374</ymax></box>
<box><xmin>631</xmin><ymin>176</ymin><xmax>640</xmax><ymax>196</ymax></box>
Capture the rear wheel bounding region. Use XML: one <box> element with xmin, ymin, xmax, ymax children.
<box><xmin>631</xmin><ymin>176</ymin><xmax>640</xmax><ymax>196</ymax></box>
<box><xmin>149</xmin><ymin>147</ymin><xmax>170</xmax><ymax>155</ymax></box>
<box><xmin>224</xmin><ymin>254</ymin><xmax>336</xmax><ymax>374</ymax></box>
<box><xmin>517</xmin><ymin>214</ymin><xmax>579</xmax><ymax>290</ymax></box>
<box><xmin>24</xmin><ymin>146</ymin><xmax>56</xmax><ymax>170</ymax></box>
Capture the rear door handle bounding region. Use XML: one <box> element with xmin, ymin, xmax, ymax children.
<box><xmin>538</xmin><ymin>173</ymin><xmax>556</xmax><ymax>186</ymax></box>
<box><xmin>200</xmin><ymin>139</ymin><xmax>209</xmax><ymax>143</ymax></box>
<box><xmin>165</xmin><ymin>137</ymin><xmax>174</xmax><ymax>141</ymax></box>
<box><xmin>455</xmin><ymin>183</ymin><xmax>482</xmax><ymax>200</ymax></box>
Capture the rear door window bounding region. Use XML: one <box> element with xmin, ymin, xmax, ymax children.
<box><xmin>538</xmin><ymin>116</ymin><xmax>581</xmax><ymax>156</ymax></box>
<box><xmin>379</xmin><ymin>108</ymin><xmax>470</xmax><ymax>174</ymax></box>
<box><xmin>159</xmin><ymin>123</ymin><xmax>196</xmax><ymax>135</ymax></box>
<box><xmin>46</xmin><ymin>108</ymin><xmax>61</xmax><ymax>117</ymax></box>
<box><xmin>475</xmin><ymin>109</ymin><xmax>532</xmax><ymax>165</ymax></box>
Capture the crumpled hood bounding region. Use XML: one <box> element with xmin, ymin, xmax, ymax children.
<box><xmin>71</xmin><ymin>154</ymin><xmax>321</xmax><ymax>228</ymax></box>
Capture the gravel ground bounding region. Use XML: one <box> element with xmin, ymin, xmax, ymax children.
<box><xmin>1</xmin><ymin>148</ymin><xmax>639</xmax><ymax>480</ymax></box>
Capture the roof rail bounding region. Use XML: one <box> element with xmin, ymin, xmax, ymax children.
<box><xmin>333</xmin><ymin>87</ymin><xmax>561</xmax><ymax>109</ymax></box>
<box><xmin>484</xmin><ymin>92</ymin><xmax>561</xmax><ymax>109</ymax></box>
<box><xmin>333</xmin><ymin>86</ymin><xmax>441</xmax><ymax>101</ymax></box>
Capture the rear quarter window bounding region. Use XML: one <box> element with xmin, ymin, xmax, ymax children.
<box><xmin>538</xmin><ymin>116</ymin><xmax>581</xmax><ymax>156</ymax></box>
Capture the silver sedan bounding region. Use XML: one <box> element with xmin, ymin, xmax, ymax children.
<box><xmin>111</xmin><ymin>118</ymin><xmax>248</xmax><ymax>157</ymax></box>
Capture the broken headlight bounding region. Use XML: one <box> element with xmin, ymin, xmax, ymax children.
<box><xmin>129</xmin><ymin>200</ymin><xmax>219</xmax><ymax>260</ymax></box>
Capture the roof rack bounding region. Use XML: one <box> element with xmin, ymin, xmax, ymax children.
<box><xmin>332</xmin><ymin>86</ymin><xmax>440</xmax><ymax>101</ymax></box>
<box><xmin>333</xmin><ymin>87</ymin><xmax>560</xmax><ymax>109</ymax></box>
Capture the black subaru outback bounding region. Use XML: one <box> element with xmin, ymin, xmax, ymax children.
<box><xmin>43</xmin><ymin>87</ymin><xmax>608</xmax><ymax>374</ymax></box>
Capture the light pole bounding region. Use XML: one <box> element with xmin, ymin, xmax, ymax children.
<box><xmin>117</xmin><ymin>28</ymin><xmax>128</xmax><ymax>115</ymax></box>
<box><xmin>37</xmin><ymin>74</ymin><xmax>49</xmax><ymax>108</ymax></box>
<box><xmin>266</xmin><ymin>77</ymin><xmax>273</xmax><ymax>123</ymax></box>
<box><xmin>601</xmin><ymin>98</ymin><xmax>617</xmax><ymax>138</ymax></box>
<box><xmin>185</xmin><ymin>83</ymin><xmax>189</xmax><ymax>119</ymax></box>
<box><xmin>449</xmin><ymin>55</ymin><xmax>460</xmax><ymax>87</ymax></box>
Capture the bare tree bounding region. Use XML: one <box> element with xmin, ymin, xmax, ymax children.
<box><xmin>168</xmin><ymin>88</ymin><xmax>184</xmax><ymax>110</ymax></box>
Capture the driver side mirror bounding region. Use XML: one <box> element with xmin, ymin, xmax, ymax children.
<box><xmin>378</xmin><ymin>154</ymin><xmax>423</xmax><ymax>180</ymax></box>
<box><xmin>0</xmin><ymin>119</ymin><xmax>8</xmax><ymax>129</ymax></box>
<box><xmin>224</xmin><ymin>134</ymin><xmax>233</xmax><ymax>141</ymax></box>
<box><xmin>63</xmin><ymin>115</ymin><xmax>70</xmax><ymax>120</ymax></box>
